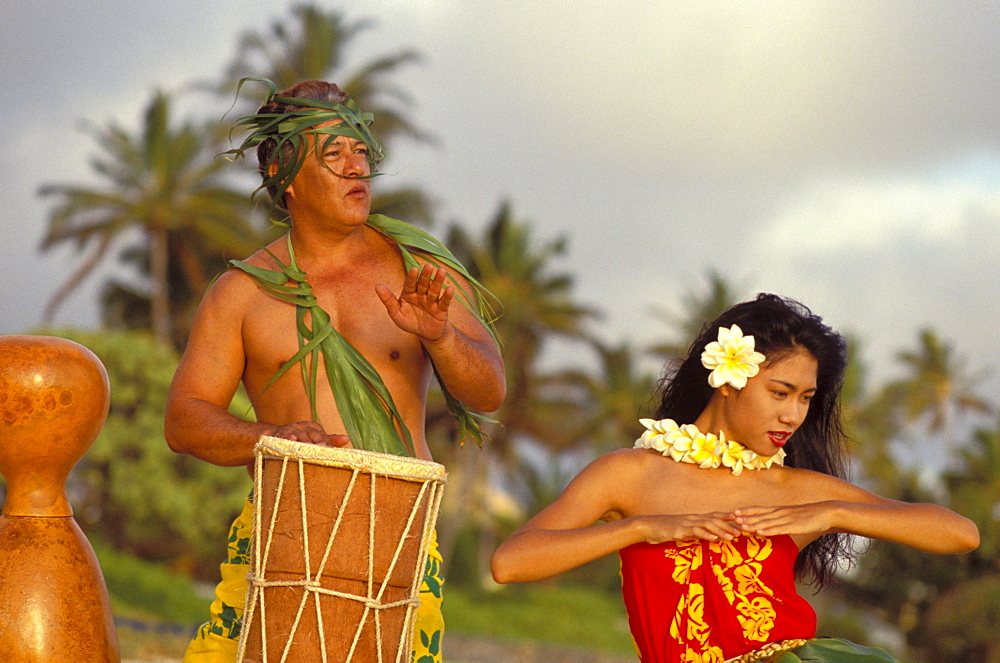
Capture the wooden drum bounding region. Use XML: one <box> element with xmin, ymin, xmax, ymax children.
<box><xmin>237</xmin><ymin>436</ymin><xmax>447</xmax><ymax>663</ymax></box>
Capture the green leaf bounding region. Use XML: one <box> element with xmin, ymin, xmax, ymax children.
<box><xmin>774</xmin><ymin>654</ymin><xmax>802</xmax><ymax>662</ymax></box>
<box><xmin>228</xmin><ymin>213</ymin><xmax>501</xmax><ymax>453</ymax></box>
<box><xmin>786</xmin><ymin>638</ymin><xmax>900</xmax><ymax>662</ymax></box>
<box><xmin>229</xmin><ymin>234</ymin><xmax>411</xmax><ymax>456</ymax></box>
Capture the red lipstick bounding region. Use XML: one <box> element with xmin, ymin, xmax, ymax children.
<box><xmin>768</xmin><ymin>431</ymin><xmax>790</xmax><ymax>447</ymax></box>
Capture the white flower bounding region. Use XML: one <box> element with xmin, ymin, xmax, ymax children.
<box><xmin>635</xmin><ymin>418</ymin><xmax>780</xmax><ymax>476</ymax></box>
<box><xmin>762</xmin><ymin>447</ymin><xmax>787</xmax><ymax>469</ymax></box>
<box><xmin>700</xmin><ymin>324</ymin><xmax>767</xmax><ymax>390</ymax></box>
<box><xmin>636</xmin><ymin>418</ymin><xmax>681</xmax><ymax>453</ymax></box>
<box><xmin>719</xmin><ymin>437</ymin><xmax>756</xmax><ymax>476</ymax></box>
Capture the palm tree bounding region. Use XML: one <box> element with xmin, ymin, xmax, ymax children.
<box><xmin>430</xmin><ymin>202</ymin><xmax>598</xmax><ymax>576</ymax></box>
<box><xmin>648</xmin><ymin>270</ymin><xmax>742</xmax><ymax>362</ymax></box>
<box><xmin>561</xmin><ymin>339</ymin><xmax>659</xmax><ymax>453</ymax></box>
<box><xmin>944</xmin><ymin>421</ymin><xmax>1000</xmax><ymax>569</ymax></box>
<box><xmin>837</xmin><ymin>419</ymin><xmax>1000</xmax><ymax>661</ymax></box>
<box><xmin>838</xmin><ymin>335</ymin><xmax>905</xmax><ymax>489</ymax></box>
<box><xmin>219</xmin><ymin>3</ymin><xmax>432</xmax><ymax>224</ymax></box>
<box><xmin>443</xmin><ymin>201</ymin><xmax>599</xmax><ymax>464</ymax></box>
<box><xmin>39</xmin><ymin>90</ymin><xmax>260</xmax><ymax>345</ymax></box>
<box><xmin>878</xmin><ymin>329</ymin><xmax>992</xmax><ymax>445</ymax></box>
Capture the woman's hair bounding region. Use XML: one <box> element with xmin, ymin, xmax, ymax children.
<box><xmin>653</xmin><ymin>292</ymin><xmax>853</xmax><ymax>587</ymax></box>
<box><xmin>254</xmin><ymin>80</ymin><xmax>351</xmax><ymax>210</ymax></box>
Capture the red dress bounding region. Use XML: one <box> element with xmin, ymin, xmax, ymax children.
<box><xmin>619</xmin><ymin>534</ymin><xmax>817</xmax><ymax>662</ymax></box>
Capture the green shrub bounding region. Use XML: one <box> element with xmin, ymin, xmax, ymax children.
<box><xmin>91</xmin><ymin>538</ymin><xmax>207</xmax><ymax>624</ymax></box>
<box><xmin>443</xmin><ymin>583</ymin><xmax>634</xmax><ymax>654</ymax></box>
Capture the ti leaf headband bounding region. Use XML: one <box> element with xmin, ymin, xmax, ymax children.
<box><xmin>221</xmin><ymin>77</ymin><xmax>385</xmax><ymax>219</ymax></box>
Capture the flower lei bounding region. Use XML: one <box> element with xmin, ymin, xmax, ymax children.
<box><xmin>634</xmin><ymin>418</ymin><xmax>785</xmax><ymax>476</ymax></box>
<box><xmin>634</xmin><ymin>323</ymin><xmax>785</xmax><ymax>474</ymax></box>
<box><xmin>701</xmin><ymin>324</ymin><xmax>765</xmax><ymax>389</ymax></box>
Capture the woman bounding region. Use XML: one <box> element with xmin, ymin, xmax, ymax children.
<box><xmin>491</xmin><ymin>294</ymin><xmax>978</xmax><ymax>662</ymax></box>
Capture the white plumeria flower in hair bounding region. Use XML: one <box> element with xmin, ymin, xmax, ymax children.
<box><xmin>700</xmin><ymin>324</ymin><xmax>766</xmax><ymax>389</ymax></box>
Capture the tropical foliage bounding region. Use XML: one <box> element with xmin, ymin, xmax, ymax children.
<box><xmin>46</xmin><ymin>328</ymin><xmax>252</xmax><ymax>577</ymax></box>
<box><xmin>649</xmin><ymin>269</ymin><xmax>742</xmax><ymax>362</ymax></box>
<box><xmin>443</xmin><ymin>202</ymin><xmax>599</xmax><ymax>463</ymax></box>
<box><xmin>39</xmin><ymin>91</ymin><xmax>261</xmax><ymax>348</ymax></box>
<box><xmin>28</xmin><ymin>5</ymin><xmax>998</xmax><ymax>661</ymax></box>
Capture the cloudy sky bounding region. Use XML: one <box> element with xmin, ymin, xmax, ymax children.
<box><xmin>2</xmin><ymin>1</ymin><xmax>998</xmax><ymax>401</ymax></box>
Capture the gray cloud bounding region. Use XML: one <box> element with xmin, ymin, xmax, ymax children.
<box><xmin>1</xmin><ymin>0</ymin><xmax>998</xmax><ymax>398</ymax></box>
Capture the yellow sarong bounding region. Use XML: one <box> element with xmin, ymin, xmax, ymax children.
<box><xmin>183</xmin><ymin>493</ymin><xmax>445</xmax><ymax>662</ymax></box>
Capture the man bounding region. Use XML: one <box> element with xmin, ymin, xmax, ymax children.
<box><xmin>165</xmin><ymin>79</ymin><xmax>505</xmax><ymax>662</ymax></box>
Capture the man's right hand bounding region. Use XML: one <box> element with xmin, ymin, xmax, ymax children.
<box><xmin>270</xmin><ymin>421</ymin><xmax>352</xmax><ymax>448</ymax></box>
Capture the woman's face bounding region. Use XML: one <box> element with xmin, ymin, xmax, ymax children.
<box><xmin>718</xmin><ymin>347</ymin><xmax>818</xmax><ymax>456</ymax></box>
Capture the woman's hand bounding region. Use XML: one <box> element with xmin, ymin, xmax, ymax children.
<box><xmin>635</xmin><ymin>512</ymin><xmax>742</xmax><ymax>545</ymax></box>
<box><xmin>735</xmin><ymin>495</ymin><xmax>979</xmax><ymax>554</ymax></box>
<box><xmin>732</xmin><ymin>503</ymin><xmax>836</xmax><ymax>539</ymax></box>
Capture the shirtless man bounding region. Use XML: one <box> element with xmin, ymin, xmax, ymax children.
<box><xmin>165</xmin><ymin>79</ymin><xmax>505</xmax><ymax>662</ymax></box>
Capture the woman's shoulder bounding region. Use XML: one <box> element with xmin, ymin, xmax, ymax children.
<box><xmin>772</xmin><ymin>464</ymin><xmax>873</xmax><ymax>501</ymax></box>
<box><xmin>576</xmin><ymin>448</ymin><xmax>692</xmax><ymax>495</ymax></box>
<box><xmin>593</xmin><ymin>447</ymin><xmax>672</xmax><ymax>472</ymax></box>
<box><xmin>558</xmin><ymin>448</ymin><xmax>674</xmax><ymax>520</ymax></box>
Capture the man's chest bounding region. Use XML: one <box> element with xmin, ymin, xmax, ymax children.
<box><xmin>241</xmin><ymin>276</ymin><xmax>425</xmax><ymax>378</ymax></box>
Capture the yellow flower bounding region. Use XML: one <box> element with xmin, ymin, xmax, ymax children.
<box><xmin>688</xmin><ymin>429</ymin><xmax>721</xmax><ymax>468</ymax></box>
<box><xmin>744</xmin><ymin>535</ymin><xmax>773</xmax><ymax>562</ymax></box>
<box><xmin>682</xmin><ymin>583</ymin><xmax>710</xmax><ymax>643</ymax></box>
<box><xmin>669</xmin><ymin>544</ymin><xmax>703</xmax><ymax>584</ymax></box>
<box><xmin>635</xmin><ymin>418</ymin><xmax>781</xmax><ymax>476</ymax></box>
<box><xmin>719</xmin><ymin>435</ymin><xmax>755</xmax><ymax>476</ymax></box>
<box><xmin>700</xmin><ymin>324</ymin><xmax>767</xmax><ymax>389</ymax></box>
<box><xmin>736</xmin><ymin>596</ymin><xmax>777</xmax><ymax>641</ymax></box>
<box><xmin>714</xmin><ymin>538</ymin><xmax>745</xmax><ymax>569</ymax></box>
<box><xmin>712</xmin><ymin>562</ymin><xmax>737</xmax><ymax>603</ymax></box>
<box><xmin>704</xmin><ymin>646</ymin><xmax>726</xmax><ymax>663</ymax></box>
<box><xmin>666</xmin><ymin>423</ymin><xmax>698</xmax><ymax>462</ymax></box>
<box><xmin>763</xmin><ymin>447</ymin><xmax>787</xmax><ymax>469</ymax></box>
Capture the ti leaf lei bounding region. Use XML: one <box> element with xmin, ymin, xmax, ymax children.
<box><xmin>230</xmin><ymin>214</ymin><xmax>501</xmax><ymax>457</ymax></box>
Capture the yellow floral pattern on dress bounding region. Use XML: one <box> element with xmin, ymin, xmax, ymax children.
<box><xmin>667</xmin><ymin>539</ymin><xmax>703</xmax><ymax>583</ymax></box>
<box><xmin>665</xmin><ymin>534</ymin><xmax>778</xmax><ymax>657</ymax></box>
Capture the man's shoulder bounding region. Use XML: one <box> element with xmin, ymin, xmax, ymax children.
<box><xmin>237</xmin><ymin>236</ymin><xmax>290</xmax><ymax>269</ymax></box>
<box><xmin>200</xmin><ymin>261</ymin><xmax>266</xmax><ymax>307</ymax></box>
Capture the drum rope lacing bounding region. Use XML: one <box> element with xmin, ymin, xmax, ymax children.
<box><xmin>237</xmin><ymin>437</ymin><xmax>446</xmax><ymax>663</ymax></box>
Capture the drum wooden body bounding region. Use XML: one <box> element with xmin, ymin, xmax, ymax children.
<box><xmin>238</xmin><ymin>437</ymin><xmax>446</xmax><ymax>663</ymax></box>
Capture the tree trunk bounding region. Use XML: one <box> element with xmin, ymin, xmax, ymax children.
<box><xmin>150</xmin><ymin>227</ymin><xmax>170</xmax><ymax>345</ymax></box>
<box><xmin>437</xmin><ymin>443</ymin><xmax>486</xmax><ymax>576</ymax></box>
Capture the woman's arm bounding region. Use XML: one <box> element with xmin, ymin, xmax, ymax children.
<box><xmin>491</xmin><ymin>451</ymin><xmax>742</xmax><ymax>583</ymax></box>
<box><xmin>733</xmin><ymin>473</ymin><xmax>980</xmax><ymax>554</ymax></box>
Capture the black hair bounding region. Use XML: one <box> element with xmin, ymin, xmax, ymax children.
<box><xmin>653</xmin><ymin>293</ymin><xmax>853</xmax><ymax>587</ymax></box>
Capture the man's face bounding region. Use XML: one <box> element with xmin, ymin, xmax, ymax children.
<box><xmin>285</xmin><ymin>120</ymin><xmax>372</xmax><ymax>227</ymax></box>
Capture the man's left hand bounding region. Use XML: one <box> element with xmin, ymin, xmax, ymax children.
<box><xmin>375</xmin><ymin>264</ymin><xmax>454</xmax><ymax>342</ymax></box>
